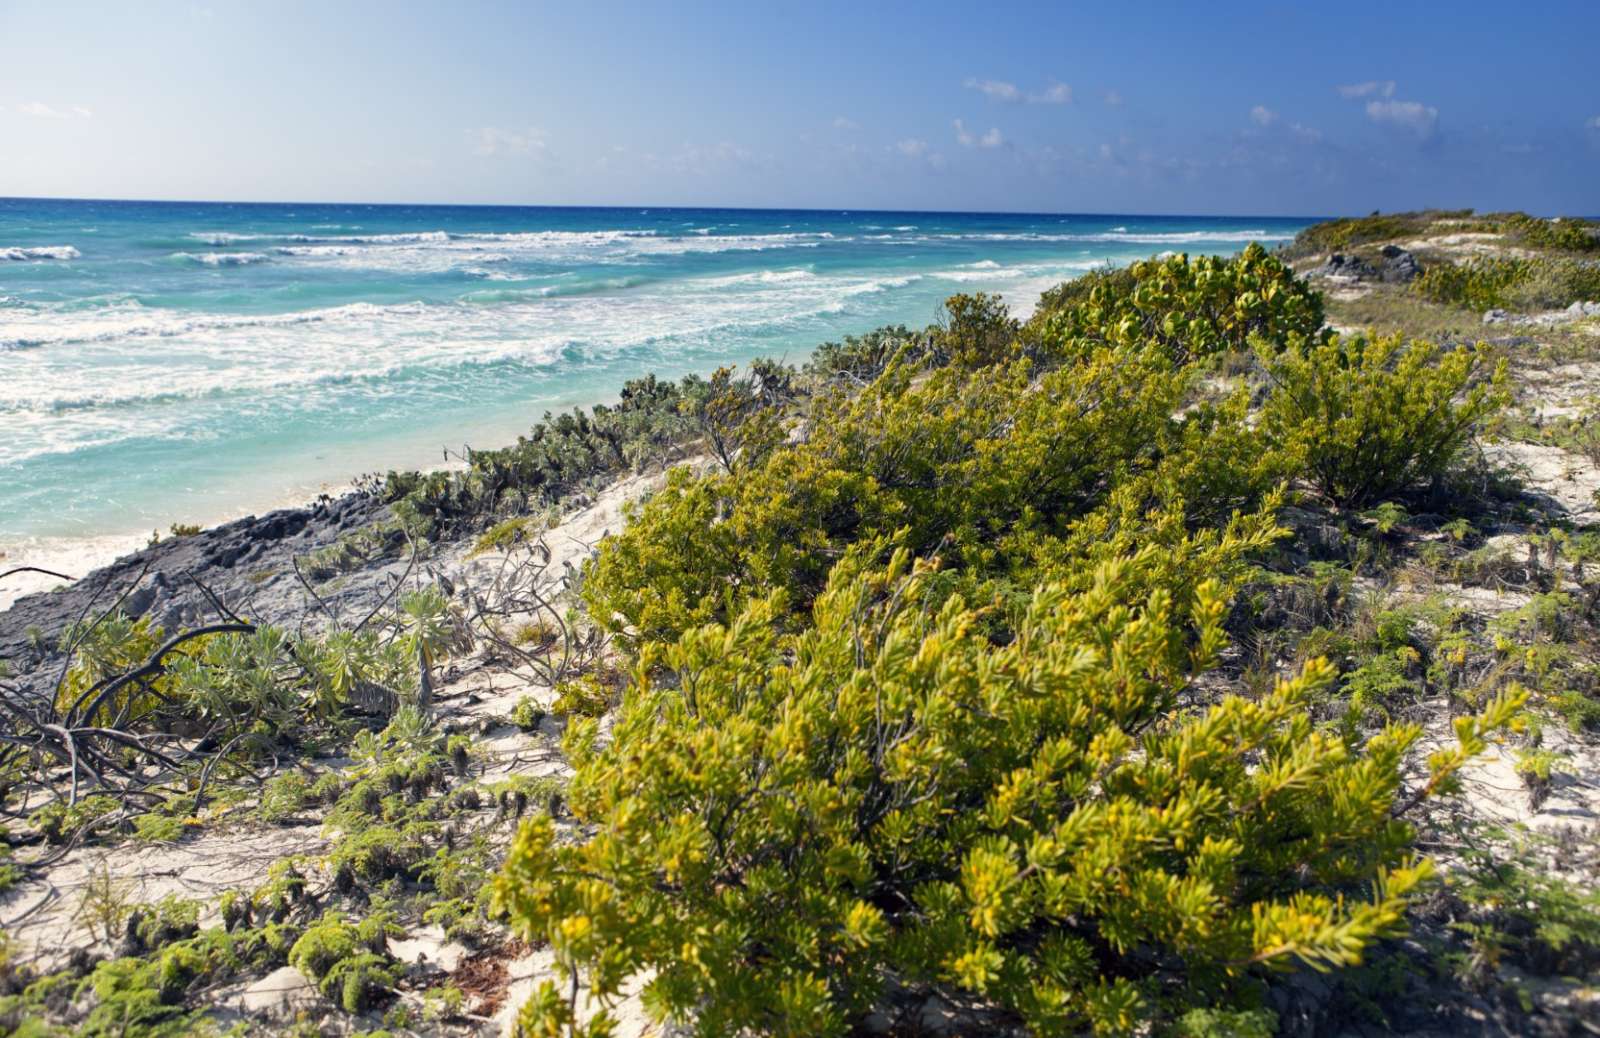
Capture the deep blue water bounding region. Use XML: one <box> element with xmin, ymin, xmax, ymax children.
<box><xmin>0</xmin><ymin>197</ymin><xmax>1308</xmax><ymax>583</ymax></box>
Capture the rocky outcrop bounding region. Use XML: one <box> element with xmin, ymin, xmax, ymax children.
<box><xmin>1309</xmin><ymin>245</ymin><xmax>1420</xmax><ymax>284</ymax></box>
<box><xmin>1310</xmin><ymin>253</ymin><xmax>1378</xmax><ymax>281</ymax></box>
<box><xmin>1377</xmin><ymin>243</ymin><xmax>1421</xmax><ymax>283</ymax></box>
<box><xmin>0</xmin><ymin>491</ymin><xmax>389</xmax><ymax>702</ymax></box>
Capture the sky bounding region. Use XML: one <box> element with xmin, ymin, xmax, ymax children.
<box><xmin>1</xmin><ymin>0</ymin><xmax>1597</xmax><ymax>216</ymax></box>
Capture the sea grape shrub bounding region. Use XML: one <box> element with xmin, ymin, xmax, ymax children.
<box><xmin>582</xmin><ymin>341</ymin><xmax>1276</xmax><ymax>650</ymax></box>
<box><xmin>1259</xmin><ymin>334</ymin><xmax>1508</xmax><ymax>509</ymax></box>
<box><xmin>1032</xmin><ymin>243</ymin><xmax>1325</xmax><ymax>366</ymax></box>
<box><xmin>497</xmin><ymin>545</ymin><xmax>1522</xmax><ymax>1037</ymax></box>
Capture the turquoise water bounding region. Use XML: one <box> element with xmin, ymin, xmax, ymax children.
<box><xmin>0</xmin><ymin>198</ymin><xmax>1307</xmax><ymax>566</ymax></box>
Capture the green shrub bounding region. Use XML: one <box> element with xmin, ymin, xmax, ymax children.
<box><xmin>1260</xmin><ymin>334</ymin><xmax>1508</xmax><ymax>507</ymax></box>
<box><xmin>584</xmin><ymin>341</ymin><xmax>1280</xmax><ymax>650</ymax></box>
<box><xmin>497</xmin><ymin>544</ymin><xmax>1525</xmax><ymax>1036</ymax></box>
<box><xmin>806</xmin><ymin>324</ymin><xmax>927</xmax><ymax>383</ymax></box>
<box><xmin>1502</xmin><ymin>213</ymin><xmax>1600</xmax><ymax>253</ymax></box>
<box><xmin>1506</xmin><ymin>257</ymin><xmax>1600</xmax><ymax>309</ymax></box>
<box><xmin>381</xmin><ymin>371</ymin><xmax>714</xmax><ymax>535</ymax></box>
<box><xmin>1032</xmin><ymin>242</ymin><xmax>1324</xmax><ymax>365</ymax></box>
<box><xmin>1412</xmin><ymin>257</ymin><xmax>1532</xmax><ymax>310</ymax></box>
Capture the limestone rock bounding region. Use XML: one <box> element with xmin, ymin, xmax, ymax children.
<box><xmin>235</xmin><ymin>965</ymin><xmax>324</xmax><ymax>1020</ymax></box>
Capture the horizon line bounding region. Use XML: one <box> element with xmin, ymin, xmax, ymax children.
<box><xmin>0</xmin><ymin>193</ymin><xmax>1332</xmax><ymax>223</ymax></box>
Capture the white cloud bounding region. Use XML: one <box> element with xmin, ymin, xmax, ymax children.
<box><xmin>1337</xmin><ymin>80</ymin><xmax>1396</xmax><ymax>99</ymax></box>
<box><xmin>894</xmin><ymin>137</ymin><xmax>929</xmax><ymax>158</ymax></box>
<box><xmin>1289</xmin><ymin>121</ymin><xmax>1322</xmax><ymax>143</ymax></box>
<box><xmin>965</xmin><ymin>77</ymin><xmax>1071</xmax><ymax>105</ymax></box>
<box><xmin>1100</xmin><ymin>89</ymin><xmax>1123</xmax><ymax>107</ymax></box>
<box><xmin>964</xmin><ymin>77</ymin><xmax>1021</xmax><ymax>102</ymax></box>
<box><xmin>1030</xmin><ymin>82</ymin><xmax>1071</xmax><ymax>105</ymax></box>
<box><xmin>1587</xmin><ymin>115</ymin><xmax>1600</xmax><ymax>130</ymax></box>
<box><xmin>16</xmin><ymin>101</ymin><xmax>92</xmax><ymax>119</ymax></box>
<box><xmin>833</xmin><ymin>116</ymin><xmax>860</xmax><ymax>130</ymax></box>
<box><xmin>1365</xmin><ymin>99</ymin><xmax>1438</xmax><ymax>137</ymax></box>
<box><xmin>1249</xmin><ymin>105</ymin><xmax>1277</xmax><ymax>127</ymax></box>
<box><xmin>468</xmin><ymin>126</ymin><xmax>546</xmax><ymax>157</ymax></box>
<box><xmin>953</xmin><ymin>119</ymin><xmax>1004</xmax><ymax>148</ymax></box>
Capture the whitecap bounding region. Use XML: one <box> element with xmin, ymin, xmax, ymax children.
<box><xmin>3</xmin><ymin>245</ymin><xmax>80</xmax><ymax>261</ymax></box>
<box><xmin>170</xmin><ymin>251</ymin><xmax>272</xmax><ymax>267</ymax></box>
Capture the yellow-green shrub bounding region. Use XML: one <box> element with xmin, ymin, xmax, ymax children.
<box><xmin>1260</xmin><ymin>334</ymin><xmax>1508</xmax><ymax>508</ymax></box>
<box><xmin>497</xmin><ymin>544</ymin><xmax>1522</xmax><ymax>1036</ymax></box>
<box><xmin>582</xmin><ymin>341</ymin><xmax>1283</xmax><ymax>650</ymax></box>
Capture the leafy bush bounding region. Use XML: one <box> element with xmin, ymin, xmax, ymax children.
<box><xmin>804</xmin><ymin>324</ymin><xmax>927</xmax><ymax>384</ymax></box>
<box><xmin>381</xmin><ymin>372</ymin><xmax>714</xmax><ymax>536</ymax></box>
<box><xmin>583</xmin><ymin>341</ymin><xmax>1274</xmax><ymax>649</ymax></box>
<box><xmin>1412</xmin><ymin>257</ymin><xmax>1532</xmax><ymax>310</ymax></box>
<box><xmin>1259</xmin><ymin>334</ymin><xmax>1508</xmax><ymax>508</ymax></box>
<box><xmin>1032</xmin><ymin>243</ymin><xmax>1324</xmax><ymax>365</ymax></box>
<box><xmin>497</xmin><ymin>545</ymin><xmax>1524</xmax><ymax>1036</ymax></box>
<box><xmin>1502</xmin><ymin>213</ymin><xmax>1600</xmax><ymax>254</ymax></box>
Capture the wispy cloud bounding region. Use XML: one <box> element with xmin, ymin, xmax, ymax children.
<box><xmin>964</xmin><ymin>77</ymin><xmax>1070</xmax><ymax>104</ymax></box>
<box><xmin>832</xmin><ymin>116</ymin><xmax>860</xmax><ymax>130</ymax></box>
<box><xmin>964</xmin><ymin>77</ymin><xmax>1021</xmax><ymax>102</ymax></box>
<box><xmin>1365</xmin><ymin>99</ymin><xmax>1438</xmax><ymax>137</ymax></box>
<box><xmin>1100</xmin><ymin>89</ymin><xmax>1123</xmax><ymax>108</ymax></box>
<box><xmin>891</xmin><ymin>138</ymin><xmax>946</xmax><ymax>168</ymax></box>
<box><xmin>1031</xmin><ymin>82</ymin><xmax>1071</xmax><ymax>105</ymax></box>
<box><xmin>468</xmin><ymin>126</ymin><xmax>546</xmax><ymax>157</ymax></box>
<box><xmin>1289</xmin><ymin>122</ymin><xmax>1322</xmax><ymax>143</ymax></box>
<box><xmin>16</xmin><ymin>101</ymin><xmax>92</xmax><ymax>119</ymax></box>
<box><xmin>1587</xmin><ymin>115</ymin><xmax>1600</xmax><ymax>130</ymax></box>
<box><xmin>1249</xmin><ymin>105</ymin><xmax>1277</xmax><ymax>127</ymax></box>
<box><xmin>1337</xmin><ymin>80</ymin><xmax>1396</xmax><ymax>99</ymax></box>
<box><xmin>953</xmin><ymin>119</ymin><xmax>1004</xmax><ymax>148</ymax></box>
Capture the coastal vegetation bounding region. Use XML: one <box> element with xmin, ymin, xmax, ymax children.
<box><xmin>2</xmin><ymin>210</ymin><xmax>1599</xmax><ymax>1035</ymax></box>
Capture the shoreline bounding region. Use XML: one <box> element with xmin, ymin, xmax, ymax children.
<box><xmin>0</xmin><ymin>284</ymin><xmax>1077</xmax><ymax>613</ymax></box>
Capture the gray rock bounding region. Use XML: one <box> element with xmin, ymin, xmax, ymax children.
<box><xmin>1567</xmin><ymin>300</ymin><xmax>1600</xmax><ymax>317</ymax></box>
<box><xmin>1310</xmin><ymin>252</ymin><xmax>1378</xmax><ymax>281</ymax></box>
<box><xmin>1483</xmin><ymin>308</ymin><xmax>1511</xmax><ymax>325</ymax></box>
<box><xmin>1378</xmin><ymin>244</ymin><xmax>1421</xmax><ymax>283</ymax></box>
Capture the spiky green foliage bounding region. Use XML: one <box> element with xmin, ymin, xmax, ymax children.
<box><xmin>584</xmin><ymin>333</ymin><xmax>1284</xmax><ymax>650</ymax></box>
<box><xmin>1259</xmin><ymin>333</ymin><xmax>1509</xmax><ymax>508</ymax></box>
<box><xmin>499</xmin><ymin>543</ymin><xmax>1523</xmax><ymax>1036</ymax></box>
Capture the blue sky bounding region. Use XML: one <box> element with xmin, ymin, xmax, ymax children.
<box><xmin>2</xmin><ymin>0</ymin><xmax>1597</xmax><ymax>215</ymax></box>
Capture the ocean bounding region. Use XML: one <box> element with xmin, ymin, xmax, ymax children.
<box><xmin>0</xmin><ymin>197</ymin><xmax>1308</xmax><ymax>598</ymax></box>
